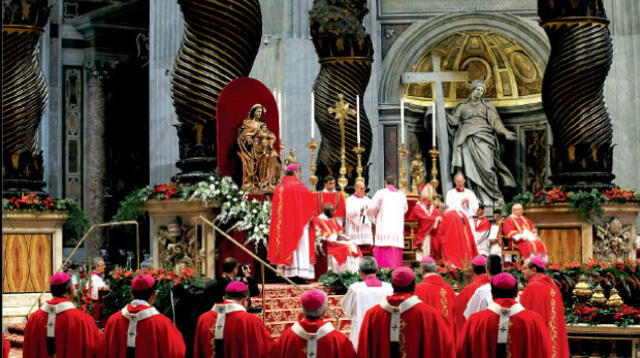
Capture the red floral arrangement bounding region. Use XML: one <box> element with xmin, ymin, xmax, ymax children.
<box><xmin>533</xmin><ymin>187</ymin><xmax>569</xmax><ymax>204</ymax></box>
<box><xmin>603</xmin><ymin>188</ymin><xmax>640</xmax><ymax>203</ymax></box>
<box><xmin>4</xmin><ymin>193</ymin><xmax>56</xmax><ymax>210</ymax></box>
<box><xmin>150</xmin><ymin>183</ymin><xmax>180</xmax><ymax>200</ymax></box>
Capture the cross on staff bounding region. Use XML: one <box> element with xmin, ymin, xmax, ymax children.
<box><xmin>402</xmin><ymin>53</ymin><xmax>469</xmax><ymax>193</ymax></box>
<box><xmin>328</xmin><ymin>94</ymin><xmax>356</xmax><ymax>192</ymax></box>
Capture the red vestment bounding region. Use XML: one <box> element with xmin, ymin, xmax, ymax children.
<box><xmin>3</xmin><ymin>333</ymin><xmax>10</xmax><ymax>358</ymax></box>
<box><xmin>453</xmin><ymin>274</ymin><xmax>490</xmax><ymax>331</ymax></box>
<box><xmin>313</xmin><ymin>216</ymin><xmax>359</xmax><ymax>265</ymax></box>
<box><xmin>267</xmin><ymin>175</ymin><xmax>315</xmax><ymax>265</ymax></box>
<box><xmin>437</xmin><ymin>210</ymin><xmax>478</xmax><ymax>268</ymax></box>
<box><xmin>502</xmin><ymin>215</ymin><xmax>547</xmax><ymax>258</ymax></box>
<box><xmin>457</xmin><ymin>298</ymin><xmax>552</xmax><ymax>358</ymax></box>
<box><xmin>415</xmin><ymin>274</ymin><xmax>456</xmax><ymax>338</ymax></box>
<box><xmin>474</xmin><ymin>216</ymin><xmax>491</xmax><ymax>232</ymax></box>
<box><xmin>357</xmin><ymin>293</ymin><xmax>454</xmax><ymax>358</ymax></box>
<box><xmin>269</xmin><ymin>319</ymin><xmax>356</xmax><ymax>358</ymax></box>
<box><xmin>103</xmin><ymin>304</ymin><xmax>186</xmax><ymax>358</ymax></box>
<box><xmin>23</xmin><ymin>297</ymin><xmax>102</xmax><ymax>358</ymax></box>
<box><xmin>409</xmin><ymin>203</ymin><xmax>440</xmax><ymax>254</ymax></box>
<box><xmin>315</xmin><ymin>191</ymin><xmax>346</xmax><ymax>220</ymax></box>
<box><xmin>519</xmin><ymin>274</ymin><xmax>570</xmax><ymax>358</ymax></box>
<box><xmin>194</xmin><ymin>302</ymin><xmax>274</xmax><ymax>358</ymax></box>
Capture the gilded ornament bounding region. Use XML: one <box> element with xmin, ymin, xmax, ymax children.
<box><xmin>606</xmin><ymin>288</ymin><xmax>623</xmax><ymax>308</ymax></box>
<box><xmin>589</xmin><ymin>284</ymin><xmax>607</xmax><ymax>306</ymax></box>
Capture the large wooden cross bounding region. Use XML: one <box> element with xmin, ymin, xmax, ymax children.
<box><xmin>402</xmin><ymin>53</ymin><xmax>469</xmax><ymax>193</ymax></box>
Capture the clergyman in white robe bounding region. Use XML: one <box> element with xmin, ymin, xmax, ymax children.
<box><xmin>368</xmin><ymin>183</ymin><xmax>408</xmax><ymax>268</ymax></box>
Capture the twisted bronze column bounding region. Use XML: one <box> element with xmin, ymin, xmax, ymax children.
<box><xmin>171</xmin><ymin>0</ymin><xmax>262</xmax><ymax>183</ymax></box>
<box><xmin>2</xmin><ymin>0</ymin><xmax>50</xmax><ymax>196</ymax></box>
<box><xmin>310</xmin><ymin>0</ymin><xmax>373</xmax><ymax>189</ymax></box>
<box><xmin>539</xmin><ymin>0</ymin><xmax>615</xmax><ymax>188</ymax></box>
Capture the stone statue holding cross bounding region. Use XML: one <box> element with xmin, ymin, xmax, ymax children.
<box><xmin>449</xmin><ymin>79</ymin><xmax>517</xmax><ymax>210</ymax></box>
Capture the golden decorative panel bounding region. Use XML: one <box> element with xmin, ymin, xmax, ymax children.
<box><xmin>404</xmin><ymin>30</ymin><xmax>543</xmax><ymax>107</ymax></box>
<box><xmin>537</xmin><ymin>228</ymin><xmax>582</xmax><ymax>264</ymax></box>
<box><xmin>3</xmin><ymin>234</ymin><xmax>52</xmax><ymax>293</ymax></box>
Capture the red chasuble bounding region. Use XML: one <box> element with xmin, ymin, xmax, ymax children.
<box><xmin>457</xmin><ymin>298</ymin><xmax>552</xmax><ymax>358</ymax></box>
<box><xmin>103</xmin><ymin>304</ymin><xmax>186</xmax><ymax>358</ymax></box>
<box><xmin>267</xmin><ymin>175</ymin><xmax>315</xmax><ymax>265</ymax></box>
<box><xmin>409</xmin><ymin>203</ymin><xmax>440</xmax><ymax>254</ymax></box>
<box><xmin>313</xmin><ymin>216</ymin><xmax>358</xmax><ymax>265</ymax></box>
<box><xmin>23</xmin><ymin>297</ymin><xmax>102</xmax><ymax>358</ymax></box>
<box><xmin>414</xmin><ymin>274</ymin><xmax>456</xmax><ymax>336</ymax></box>
<box><xmin>194</xmin><ymin>302</ymin><xmax>274</xmax><ymax>358</ymax></box>
<box><xmin>453</xmin><ymin>274</ymin><xmax>490</xmax><ymax>331</ymax></box>
<box><xmin>3</xmin><ymin>333</ymin><xmax>9</xmax><ymax>358</ymax></box>
<box><xmin>437</xmin><ymin>210</ymin><xmax>478</xmax><ymax>268</ymax></box>
<box><xmin>357</xmin><ymin>293</ymin><xmax>454</xmax><ymax>358</ymax></box>
<box><xmin>519</xmin><ymin>274</ymin><xmax>570</xmax><ymax>358</ymax></box>
<box><xmin>315</xmin><ymin>191</ymin><xmax>346</xmax><ymax>220</ymax></box>
<box><xmin>474</xmin><ymin>216</ymin><xmax>491</xmax><ymax>233</ymax></box>
<box><xmin>269</xmin><ymin>319</ymin><xmax>356</xmax><ymax>358</ymax></box>
<box><xmin>502</xmin><ymin>215</ymin><xmax>547</xmax><ymax>258</ymax></box>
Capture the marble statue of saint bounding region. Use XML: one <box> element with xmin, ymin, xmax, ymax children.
<box><xmin>237</xmin><ymin>104</ymin><xmax>281</xmax><ymax>192</ymax></box>
<box><xmin>448</xmin><ymin>80</ymin><xmax>516</xmax><ymax>209</ymax></box>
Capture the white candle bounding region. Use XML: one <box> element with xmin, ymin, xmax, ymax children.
<box><xmin>356</xmin><ymin>95</ymin><xmax>361</xmax><ymax>144</ymax></box>
<box><xmin>400</xmin><ymin>97</ymin><xmax>405</xmax><ymax>144</ymax></box>
<box><xmin>432</xmin><ymin>102</ymin><xmax>436</xmax><ymax>146</ymax></box>
<box><xmin>311</xmin><ymin>91</ymin><xmax>315</xmax><ymax>139</ymax></box>
<box><xmin>277</xmin><ymin>91</ymin><xmax>282</xmax><ymax>138</ymax></box>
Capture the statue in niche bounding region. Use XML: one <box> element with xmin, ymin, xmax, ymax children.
<box><xmin>157</xmin><ymin>216</ymin><xmax>197</xmax><ymax>273</ymax></box>
<box><xmin>237</xmin><ymin>104</ymin><xmax>281</xmax><ymax>192</ymax></box>
<box><xmin>410</xmin><ymin>152</ymin><xmax>427</xmax><ymax>194</ymax></box>
<box><xmin>448</xmin><ymin>80</ymin><xmax>517</xmax><ymax>210</ymax></box>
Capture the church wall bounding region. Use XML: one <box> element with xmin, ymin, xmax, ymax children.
<box><xmin>148</xmin><ymin>0</ymin><xmax>182</xmax><ymax>184</ymax></box>
<box><xmin>604</xmin><ymin>0</ymin><xmax>640</xmax><ymax>193</ymax></box>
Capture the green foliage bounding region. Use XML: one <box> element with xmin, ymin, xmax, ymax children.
<box><xmin>60</xmin><ymin>200</ymin><xmax>90</xmax><ymax>246</ymax></box>
<box><xmin>567</xmin><ymin>189</ymin><xmax>605</xmax><ymax>222</ymax></box>
<box><xmin>112</xmin><ymin>186</ymin><xmax>153</xmax><ymax>222</ymax></box>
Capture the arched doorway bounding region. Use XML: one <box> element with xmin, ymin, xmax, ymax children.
<box><xmin>379</xmin><ymin>13</ymin><xmax>551</xmax><ymax>203</ymax></box>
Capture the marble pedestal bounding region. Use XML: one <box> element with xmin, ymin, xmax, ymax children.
<box><xmin>142</xmin><ymin>199</ymin><xmax>218</xmax><ymax>278</ymax></box>
<box><xmin>2</xmin><ymin>212</ymin><xmax>67</xmax><ymax>324</ymax></box>
<box><xmin>524</xmin><ymin>204</ymin><xmax>639</xmax><ymax>264</ymax></box>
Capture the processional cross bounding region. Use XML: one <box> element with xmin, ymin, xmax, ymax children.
<box><xmin>328</xmin><ymin>94</ymin><xmax>356</xmax><ymax>192</ymax></box>
<box><xmin>402</xmin><ymin>53</ymin><xmax>469</xmax><ymax>193</ymax></box>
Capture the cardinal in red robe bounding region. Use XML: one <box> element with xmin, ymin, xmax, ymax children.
<box><xmin>502</xmin><ymin>203</ymin><xmax>547</xmax><ymax>259</ymax></box>
<box><xmin>458</xmin><ymin>272</ymin><xmax>552</xmax><ymax>358</ymax></box>
<box><xmin>102</xmin><ymin>274</ymin><xmax>185</xmax><ymax>358</ymax></box>
<box><xmin>313</xmin><ymin>203</ymin><xmax>361</xmax><ymax>272</ymax></box>
<box><xmin>409</xmin><ymin>184</ymin><xmax>442</xmax><ymax>261</ymax></box>
<box><xmin>194</xmin><ymin>281</ymin><xmax>273</xmax><ymax>357</ymax></box>
<box><xmin>23</xmin><ymin>272</ymin><xmax>102</xmax><ymax>358</ymax></box>
<box><xmin>313</xmin><ymin>176</ymin><xmax>347</xmax><ymax>278</ymax></box>
<box><xmin>268</xmin><ymin>164</ymin><xmax>316</xmax><ymax>280</ymax></box>
<box><xmin>270</xmin><ymin>289</ymin><xmax>356</xmax><ymax>358</ymax></box>
<box><xmin>519</xmin><ymin>258</ymin><xmax>570</xmax><ymax>358</ymax></box>
<box><xmin>357</xmin><ymin>267</ymin><xmax>454</xmax><ymax>358</ymax></box>
<box><xmin>453</xmin><ymin>255</ymin><xmax>490</xmax><ymax>332</ymax></box>
<box><xmin>436</xmin><ymin>205</ymin><xmax>478</xmax><ymax>268</ymax></box>
<box><xmin>414</xmin><ymin>257</ymin><xmax>456</xmax><ymax>338</ymax></box>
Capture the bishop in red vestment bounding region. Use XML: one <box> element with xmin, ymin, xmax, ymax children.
<box><xmin>437</xmin><ymin>205</ymin><xmax>478</xmax><ymax>268</ymax></box>
<box><xmin>3</xmin><ymin>333</ymin><xmax>10</xmax><ymax>358</ymax></box>
<box><xmin>194</xmin><ymin>281</ymin><xmax>273</xmax><ymax>358</ymax></box>
<box><xmin>313</xmin><ymin>176</ymin><xmax>347</xmax><ymax>277</ymax></box>
<box><xmin>270</xmin><ymin>289</ymin><xmax>356</xmax><ymax>358</ymax></box>
<box><xmin>23</xmin><ymin>272</ymin><xmax>102</xmax><ymax>358</ymax></box>
<box><xmin>267</xmin><ymin>164</ymin><xmax>316</xmax><ymax>280</ymax></box>
<box><xmin>414</xmin><ymin>257</ymin><xmax>456</xmax><ymax>337</ymax></box>
<box><xmin>102</xmin><ymin>274</ymin><xmax>186</xmax><ymax>358</ymax></box>
<box><xmin>502</xmin><ymin>203</ymin><xmax>547</xmax><ymax>259</ymax></box>
<box><xmin>520</xmin><ymin>258</ymin><xmax>570</xmax><ymax>358</ymax></box>
<box><xmin>313</xmin><ymin>203</ymin><xmax>361</xmax><ymax>272</ymax></box>
<box><xmin>453</xmin><ymin>256</ymin><xmax>489</xmax><ymax>331</ymax></box>
<box><xmin>409</xmin><ymin>184</ymin><xmax>442</xmax><ymax>261</ymax></box>
<box><xmin>357</xmin><ymin>267</ymin><xmax>454</xmax><ymax>358</ymax></box>
<box><xmin>457</xmin><ymin>273</ymin><xmax>552</xmax><ymax>358</ymax></box>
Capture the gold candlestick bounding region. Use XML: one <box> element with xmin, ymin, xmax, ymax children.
<box><xmin>353</xmin><ymin>144</ymin><xmax>365</xmax><ymax>184</ymax></box>
<box><xmin>428</xmin><ymin>147</ymin><xmax>442</xmax><ymax>204</ymax></box>
<box><xmin>398</xmin><ymin>144</ymin><xmax>408</xmax><ymax>193</ymax></box>
<box><xmin>307</xmin><ymin>138</ymin><xmax>319</xmax><ymax>191</ymax></box>
<box><xmin>328</xmin><ymin>94</ymin><xmax>356</xmax><ymax>193</ymax></box>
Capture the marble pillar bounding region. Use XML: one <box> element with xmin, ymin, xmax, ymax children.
<box><xmin>85</xmin><ymin>62</ymin><xmax>107</xmax><ymax>257</ymax></box>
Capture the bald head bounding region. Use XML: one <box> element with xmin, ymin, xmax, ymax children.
<box><xmin>512</xmin><ymin>203</ymin><xmax>523</xmax><ymax>217</ymax></box>
<box><xmin>354</xmin><ymin>180</ymin><xmax>366</xmax><ymax>195</ymax></box>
